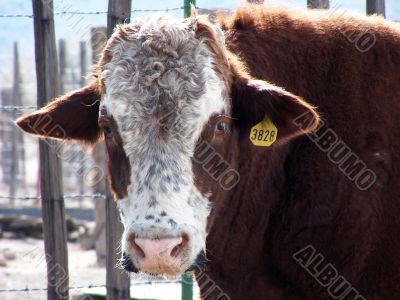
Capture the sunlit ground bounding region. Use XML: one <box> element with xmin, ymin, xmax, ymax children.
<box><xmin>0</xmin><ymin>237</ymin><xmax>200</xmax><ymax>300</ymax></box>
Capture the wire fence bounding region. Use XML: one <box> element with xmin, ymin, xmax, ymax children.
<box><xmin>0</xmin><ymin>105</ymin><xmax>38</xmax><ymax>111</ymax></box>
<box><xmin>0</xmin><ymin>2</ymin><xmax>201</xmax><ymax>299</ymax></box>
<box><xmin>0</xmin><ymin>6</ymin><xmax>210</xmax><ymax>18</ymax></box>
<box><xmin>0</xmin><ymin>193</ymin><xmax>106</xmax><ymax>201</ymax></box>
<box><xmin>0</xmin><ymin>279</ymin><xmax>184</xmax><ymax>294</ymax></box>
<box><xmin>0</xmin><ymin>104</ymin><xmax>104</xmax><ymax>203</ymax></box>
<box><xmin>0</xmin><ymin>284</ymin><xmax>106</xmax><ymax>294</ymax></box>
<box><xmin>0</xmin><ymin>102</ymin><xmax>102</xmax><ymax>204</ymax></box>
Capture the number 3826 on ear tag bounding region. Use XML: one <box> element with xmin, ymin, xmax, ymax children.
<box><xmin>249</xmin><ymin>116</ymin><xmax>278</xmax><ymax>147</ymax></box>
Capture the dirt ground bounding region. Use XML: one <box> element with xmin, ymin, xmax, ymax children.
<box><xmin>0</xmin><ymin>237</ymin><xmax>197</xmax><ymax>300</ymax></box>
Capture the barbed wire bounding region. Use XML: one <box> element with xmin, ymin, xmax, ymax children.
<box><xmin>0</xmin><ymin>193</ymin><xmax>106</xmax><ymax>201</ymax></box>
<box><xmin>0</xmin><ymin>105</ymin><xmax>38</xmax><ymax>111</ymax></box>
<box><xmin>0</xmin><ymin>279</ymin><xmax>183</xmax><ymax>293</ymax></box>
<box><xmin>0</xmin><ymin>6</ymin><xmax>192</xmax><ymax>18</ymax></box>
<box><xmin>0</xmin><ymin>284</ymin><xmax>105</xmax><ymax>293</ymax></box>
<box><xmin>0</xmin><ymin>4</ymin><xmax>196</xmax><ymax>298</ymax></box>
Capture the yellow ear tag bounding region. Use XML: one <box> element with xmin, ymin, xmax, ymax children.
<box><xmin>249</xmin><ymin>116</ymin><xmax>278</xmax><ymax>146</ymax></box>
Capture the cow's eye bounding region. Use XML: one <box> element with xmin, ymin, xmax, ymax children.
<box><xmin>215</xmin><ymin>121</ymin><xmax>230</xmax><ymax>134</ymax></box>
<box><xmin>102</xmin><ymin>125</ymin><xmax>113</xmax><ymax>138</ymax></box>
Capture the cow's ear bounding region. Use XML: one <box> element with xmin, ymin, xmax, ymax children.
<box><xmin>231</xmin><ymin>78</ymin><xmax>320</xmax><ymax>144</ymax></box>
<box><xmin>15</xmin><ymin>83</ymin><xmax>102</xmax><ymax>144</ymax></box>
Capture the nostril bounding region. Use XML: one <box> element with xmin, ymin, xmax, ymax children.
<box><xmin>128</xmin><ymin>233</ymin><xmax>146</xmax><ymax>259</ymax></box>
<box><xmin>170</xmin><ymin>243</ymin><xmax>182</xmax><ymax>257</ymax></box>
<box><xmin>132</xmin><ymin>236</ymin><xmax>186</xmax><ymax>260</ymax></box>
<box><xmin>170</xmin><ymin>235</ymin><xmax>188</xmax><ymax>258</ymax></box>
<box><xmin>128</xmin><ymin>235</ymin><xmax>190</xmax><ymax>273</ymax></box>
<box><xmin>133</xmin><ymin>240</ymin><xmax>146</xmax><ymax>259</ymax></box>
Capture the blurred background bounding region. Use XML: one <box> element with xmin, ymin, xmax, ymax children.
<box><xmin>0</xmin><ymin>1</ymin><xmax>398</xmax><ymax>299</ymax></box>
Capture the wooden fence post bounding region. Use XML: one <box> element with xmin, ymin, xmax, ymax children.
<box><xmin>367</xmin><ymin>0</ymin><xmax>385</xmax><ymax>17</ymax></box>
<box><xmin>106</xmin><ymin>2</ymin><xmax>132</xmax><ymax>298</ymax></box>
<box><xmin>107</xmin><ymin>0</ymin><xmax>132</xmax><ymax>37</ymax></box>
<box><xmin>246</xmin><ymin>0</ymin><xmax>264</xmax><ymax>4</ymax></box>
<box><xmin>11</xmin><ymin>42</ymin><xmax>18</xmax><ymax>200</ymax></box>
<box><xmin>307</xmin><ymin>0</ymin><xmax>329</xmax><ymax>9</ymax></box>
<box><xmin>90</xmin><ymin>26</ymin><xmax>108</xmax><ymax>267</ymax></box>
<box><xmin>80</xmin><ymin>41</ymin><xmax>87</xmax><ymax>88</ymax></box>
<box><xmin>0</xmin><ymin>89</ymin><xmax>6</xmax><ymax>184</ymax></box>
<box><xmin>58</xmin><ymin>39</ymin><xmax>66</xmax><ymax>95</ymax></box>
<box><xmin>32</xmin><ymin>1</ymin><xmax>69</xmax><ymax>299</ymax></box>
<box><xmin>10</xmin><ymin>42</ymin><xmax>24</xmax><ymax>202</ymax></box>
<box><xmin>78</xmin><ymin>41</ymin><xmax>88</xmax><ymax>198</ymax></box>
<box><xmin>13</xmin><ymin>42</ymin><xmax>26</xmax><ymax>196</ymax></box>
<box><xmin>1</xmin><ymin>89</ymin><xmax>12</xmax><ymax>196</ymax></box>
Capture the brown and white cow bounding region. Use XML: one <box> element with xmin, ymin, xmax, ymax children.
<box><xmin>16</xmin><ymin>4</ymin><xmax>400</xmax><ymax>300</ymax></box>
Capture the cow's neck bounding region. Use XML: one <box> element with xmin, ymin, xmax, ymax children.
<box><xmin>198</xmin><ymin>144</ymin><xmax>291</xmax><ymax>299</ymax></box>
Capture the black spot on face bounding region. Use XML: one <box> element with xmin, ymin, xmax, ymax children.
<box><xmin>137</xmin><ymin>187</ymin><xmax>143</xmax><ymax>195</ymax></box>
<box><xmin>173</xmin><ymin>174</ymin><xmax>180</xmax><ymax>185</ymax></box>
<box><xmin>148</xmin><ymin>164</ymin><xmax>157</xmax><ymax>176</ymax></box>
<box><xmin>155</xmin><ymin>218</ymin><xmax>161</xmax><ymax>223</ymax></box>
<box><xmin>145</xmin><ymin>215</ymin><xmax>155</xmax><ymax>220</ymax></box>
<box><xmin>160</xmin><ymin>211</ymin><xmax>167</xmax><ymax>217</ymax></box>
<box><xmin>135</xmin><ymin>174</ymin><xmax>142</xmax><ymax>186</ymax></box>
<box><xmin>160</xmin><ymin>182</ymin><xmax>168</xmax><ymax>193</ymax></box>
<box><xmin>168</xmin><ymin>218</ymin><xmax>177</xmax><ymax>228</ymax></box>
<box><xmin>149</xmin><ymin>195</ymin><xmax>158</xmax><ymax>208</ymax></box>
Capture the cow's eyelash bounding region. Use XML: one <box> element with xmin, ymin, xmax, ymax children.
<box><xmin>220</xmin><ymin>114</ymin><xmax>237</xmax><ymax>120</ymax></box>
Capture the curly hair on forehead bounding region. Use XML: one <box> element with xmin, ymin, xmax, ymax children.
<box><xmin>91</xmin><ymin>13</ymin><xmax>237</xmax><ymax>97</ymax></box>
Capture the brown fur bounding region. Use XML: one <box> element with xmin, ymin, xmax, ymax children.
<box><xmin>196</xmin><ymin>4</ymin><xmax>400</xmax><ymax>300</ymax></box>
<box><xmin>15</xmin><ymin>4</ymin><xmax>400</xmax><ymax>299</ymax></box>
<box><xmin>99</xmin><ymin>107</ymin><xmax>131</xmax><ymax>199</ymax></box>
<box><xmin>193</xmin><ymin>18</ymin><xmax>233</xmax><ymax>90</ymax></box>
<box><xmin>15</xmin><ymin>83</ymin><xmax>101</xmax><ymax>144</ymax></box>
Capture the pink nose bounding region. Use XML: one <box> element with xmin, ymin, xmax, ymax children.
<box><xmin>130</xmin><ymin>236</ymin><xmax>186</xmax><ymax>274</ymax></box>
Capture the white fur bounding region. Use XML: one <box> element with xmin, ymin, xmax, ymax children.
<box><xmin>101</xmin><ymin>13</ymin><xmax>227</xmax><ymax>274</ymax></box>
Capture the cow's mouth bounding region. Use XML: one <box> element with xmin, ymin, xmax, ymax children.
<box><xmin>185</xmin><ymin>250</ymin><xmax>207</xmax><ymax>272</ymax></box>
<box><xmin>121</xmin><ymin>252</ymin><xmax>139</xmax><ymax>273</ymax></box>
<box><xmin>121</xmin><ymin>250</ymin><xmax>207</xmax><ymax>275</ymax></box>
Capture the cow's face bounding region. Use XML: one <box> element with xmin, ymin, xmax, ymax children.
<box><xmin>16</xmin><ymin>14</ymin><xmax>319</xmax><ymax>277</ymax></box>
<box><xmin>98</xmin><ymin>15</ymin><xmax>232</xmax><ymax>276</ymax></box>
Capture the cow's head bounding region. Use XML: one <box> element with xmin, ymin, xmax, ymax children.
<box><xmin>16</xmin><ymin>14</ymin><xmax>319</xmax><ymax>277</ymax></box>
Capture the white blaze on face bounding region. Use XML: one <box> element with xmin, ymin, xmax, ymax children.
<box><xmin>101</xmin><ymin>13</ymin><xmax>227</xmax><ymax>273</ymax></box>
